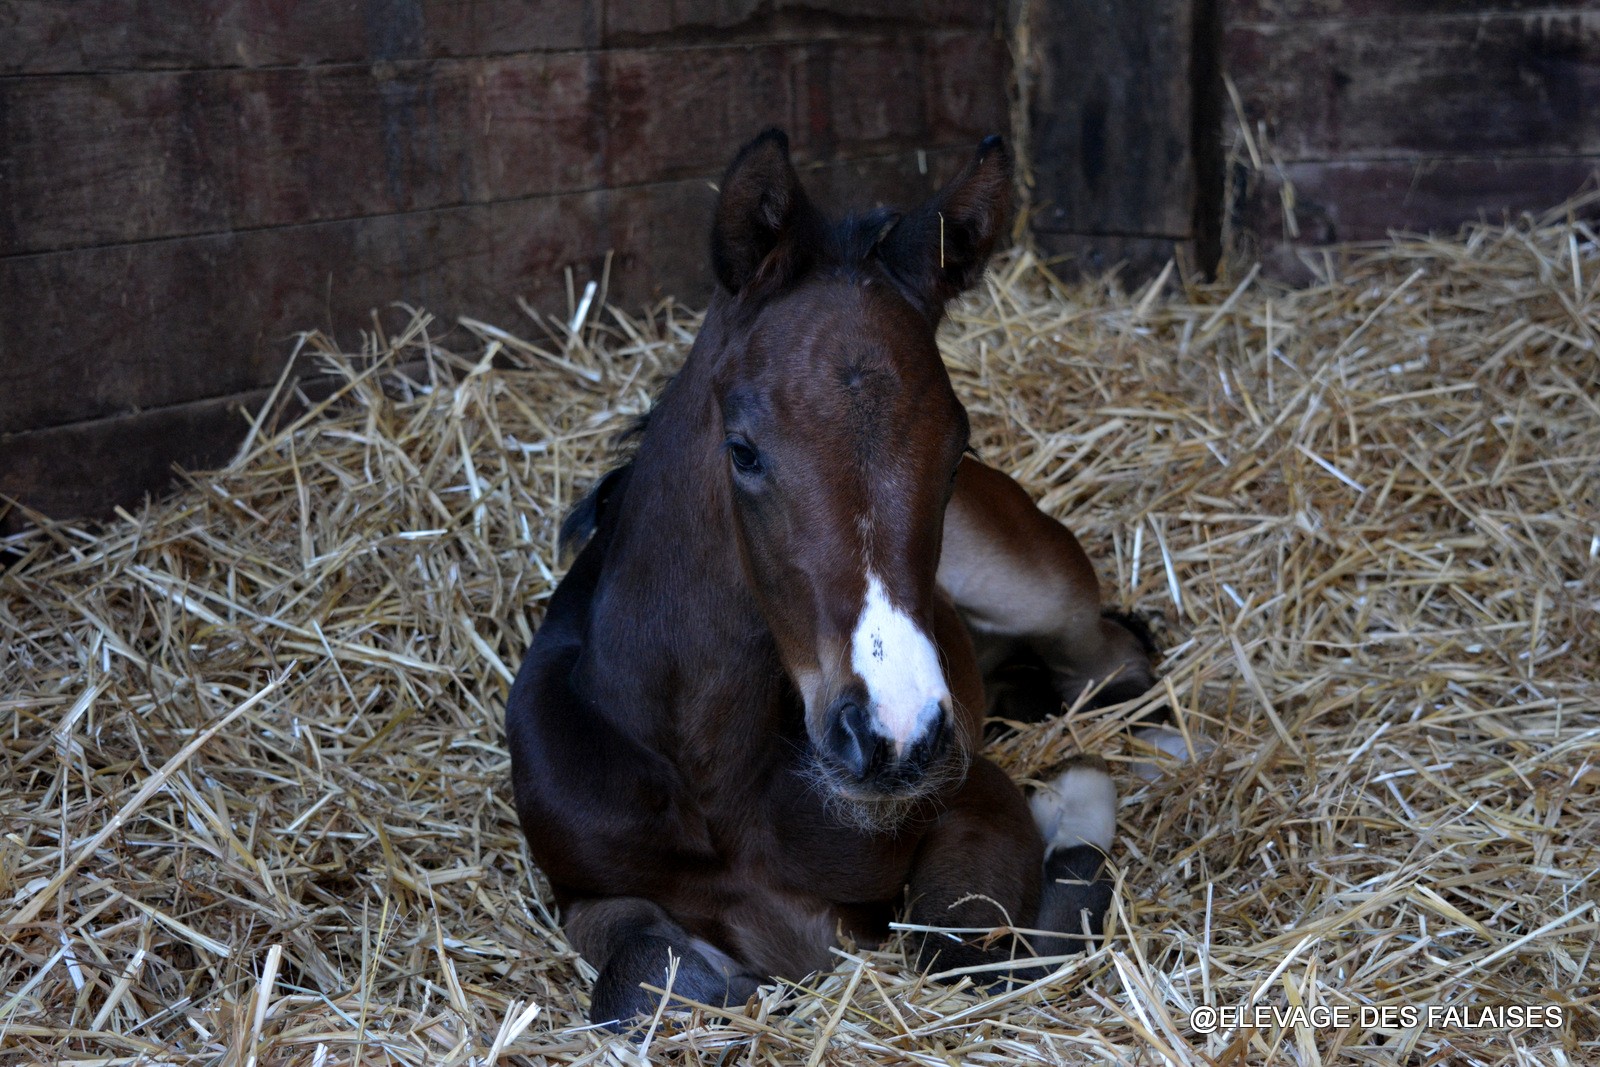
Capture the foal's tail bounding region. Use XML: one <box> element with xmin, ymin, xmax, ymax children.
<box><xmin>558</xmin><ymin>463</ymin><xmax>633</xmax><ymax>556</ymax></box>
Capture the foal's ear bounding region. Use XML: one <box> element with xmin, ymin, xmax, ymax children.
<box><xmin>711</xmin><ymin>129</ymin><xmax>818</xmax><ymax>295</ymax></box>
<box><xmin>879</xmin><ymin>136</ymin><xmax>1012</xmax><ymax>319</ymax></box>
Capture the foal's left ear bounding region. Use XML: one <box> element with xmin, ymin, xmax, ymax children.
<box><xmin>878</xmin><ymin>136</ymin><xmax>1012</xmax><ymax>320</ymax></box>
<box><xmin>711</xmin><ymin>129</ymin><xmax>820</xmax><ymax>296</ymax></box>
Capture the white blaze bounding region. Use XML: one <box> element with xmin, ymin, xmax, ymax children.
<box><xmin>849</xmin><ymin>572</ymin><xmax>948</xmax><ymax>752</ymax></box>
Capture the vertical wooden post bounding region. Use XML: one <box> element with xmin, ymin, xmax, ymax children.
<box><xmin>1018</xmin><ymin>0</ymin><xmax>1222</xmax><ymax>281</ymax></box>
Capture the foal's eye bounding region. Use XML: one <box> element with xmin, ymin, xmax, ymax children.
<box><xmin>727</xmin><ymin>439</ymin><xmax>764</xmax><ymax>476</ymax></box>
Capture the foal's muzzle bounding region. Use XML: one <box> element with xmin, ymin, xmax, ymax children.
<box><xmin>822</xmin><ymin>689</ymin><xmax>952</xmax><ymax>791</ymax></box>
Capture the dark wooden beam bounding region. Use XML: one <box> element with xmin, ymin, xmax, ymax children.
<box><xmin>1230</xmin><ymin>1</ymin><xmax>1593</xmax><ymax>25</ymax></box>
<box><xmin>1</xmin><ymin>387</ymin><xmax>282</xmax><ymax>534</ymax></box>
<box><xmin>1023</xmin><ymin>0</ymin><xmax>1221</xmax><ymax>280</ymax></box>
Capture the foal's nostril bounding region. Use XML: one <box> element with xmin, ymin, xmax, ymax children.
<box><xmin>903</xmin><ymin>707</ymin><xmax>952</xmax><ymax>775</ymax></box>
<box><xmin>825</xmin><ymin>697</ymin><xmax>884</xmax><ymax>781</ymax></box>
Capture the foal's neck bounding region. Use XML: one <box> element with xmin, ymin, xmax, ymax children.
<box><xmin>579</xmin><ymin>305</ymin><xmax>794</xmax><ymax>767</ymax></box>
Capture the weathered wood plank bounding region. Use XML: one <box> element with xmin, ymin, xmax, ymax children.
<box><xmin>0</xmin><ymin>387</ymin><xmax>281</xmax><ymax>532</ymax></box>
<box><xmin>0</xmin><ymin>0</ymin><xmax>600</xmax><ymax>76</ymax></box>
<box><xmin>812</xmin><ymin>37</ymin><xmax>929</xmax><ymax>147</ymax></box>
<box><xmin>804</xmin><ymin>146</ymin><xmax>972</xmax><ymax>213</ymax></box>
<box><xmin>0</xmin><ymin>0</ymin><xmax>997</xmax><ymax>76</ymax></box>
<box><xmin>0</xmin><ymin>70</ymin><xmax>234</xmax><ymax>256</ymax></box>
<box><xmin>1226</xmin><ymin>12</ymin><xmax>1600</xmax><ymax>160</ymax></box>
<box><xmin>0</xmin><ymin>56</ymin><xmax>600</xmax><ymax>256</ymax></box>
<box><xmin>923</xmin><ymin>32</ymin><xmax>1011</xmax><ymax>145</ymax></box>
<box><xmin>1024</xmin><ymin>0</ymin><xmax>1203</xmax><ymax>276</ymax></box>
<box><xmin>0</xmin><ymin>373</ymin><xmax>368</xmax><ymax>532</ymax></box>
<box><xmin>3</xmin><ymin>35</ymin><xmax>1004</xmax><ymax>256</ymax></box>
<box><xmin>774</xmin><ymin>0</ymin><xmax>993</xmax><ymax>27</ymax></box>
<box><xmin>601</xmin><ymin>45</ymin><xmax>801</xmax><ymax>185</ymax></box>
<box><xmin>1230</xmin><ymin>1</ymin><xmax>1594</xmax><ymax>25</ymax></box>
<box><xmin>603</xmin><ymin>0</ymin><xmax>770</xmax><ymax>40</ymax></box>
<box><xmin>0</xmin><ymin>191</ymin><xmax>609</xmax><ymax>435</ymax></box>
<box><xmin>602</xmin><ymin>0</ymin><xmax>994</xmax><ymax>44</ymax></box>
<box><xmin>1251</xmin><ymin>156</ymin><xmax>1600</xmax><ymax>241</ymax></box>
<box><xmin>0</xmin><ymin>151</ymin><xmax>967</xmax><ymax>437</ymax></box>
<box><xmin>1236</xmin><ymin>156</ymin><xmax>1600</xmax><ymax>279</ymax></box>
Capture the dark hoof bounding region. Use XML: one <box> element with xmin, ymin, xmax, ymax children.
<box><xmin>590</xmin><ymin>937</ymin><xmax>759</xmax><ymax>1031</ymax></box>
<box><xmin>984</xmin><ymin>663</ymin><xmax>1063</xmax><ymax>733</ymax></box>
<box><xmin>1101</xmin><ymin>607</ymin><xmax>1163</xmax><ymax>658</ymax></box>
<box><xmin>1094</xmin><ymin>608</ymin><xmax>1169</xmax><ymax>722</ymax></box>
<box><xmin>1037</xmin><ymin>843</ymin><xmax>1113</xmax><ymax>953</ymax></box>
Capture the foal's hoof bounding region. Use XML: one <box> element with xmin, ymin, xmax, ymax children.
<box><xmin>983</xmin><ymin>651</ymin><xmax>1062</xmax><ymax>733</ymax></box>
<box><xmin>1101</xmin><ymin>607</ymin><xmax>1163</xmax><ymax>658</ymax></box>
<box><xmin>590</xmin><ymin>939</ymin><xmax>759</xmax><ymax>1032</ymax></box>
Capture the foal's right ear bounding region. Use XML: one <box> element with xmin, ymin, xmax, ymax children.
<box><xmin>877</xmin><ymin>136</ymin><xmax>1012</xmax><ymax>321</ymax></box>
<box><xmin>711</xmin><ymin>129</ymin><xmax>817</xmax><ymax>295</ymax></box>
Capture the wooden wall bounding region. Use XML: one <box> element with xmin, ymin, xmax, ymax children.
<box><xmin>10</xmin><ymin>1</ymin><xmax>1592</xmax><ymax>527</ymax></box>
<box><xmin>0</xmin><ymin>0</ymin><xmax>1010</xmax><ymax>526</ymax></box>
<box><xmin>1020</xmin><ymin>1</ymin><xmax>1597</xmax><ymax>283</ymax></box>
<box><xmin>1224</xmin><ymin>2</ymin><xmax>1600</xmax><ymax>275</ymax></box>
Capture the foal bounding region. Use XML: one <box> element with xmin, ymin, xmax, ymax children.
<box><xmin>506</xmin><ymin>130</ymin><xmax>1157</xmax><ymax>1026</ymax></box>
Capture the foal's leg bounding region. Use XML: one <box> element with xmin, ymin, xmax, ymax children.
<box><xmin>910</xmin><ymin>599</ymin><xmax>1117</xmax><ymax>976</ymax></box>
<box><xmin>566</xmin><ymin>898</ymin><xmax>761</xmax><ymax>1029</ymax></box>
<box><xmin>906</xmin><ymin>756</ymin><xmax>1117</xmax><ymax>976</ymax></box>
<box><xmin>942</xmin><ymin>459</ymin><xmax>1210</xmax><ymax>778</ymax></box>
<box><xmin>1028</xmin><ymin>757</ymin><xmax>1118</xmax><ymax>953</ymax></box>
<box><xmin>938</xmin><ymin>457</ymin><xmax>1157</xmax><ymax>714</ymax></box>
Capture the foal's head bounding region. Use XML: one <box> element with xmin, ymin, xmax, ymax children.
<box><xmin>703</xmin><ymin>130</ymin><xmax>1010</xmax><ymax>810</ymax></box>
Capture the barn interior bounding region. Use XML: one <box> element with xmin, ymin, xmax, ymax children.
<box><xmin>2</xmin><ymin>3</ymin><xmax>1597</xmax><ymax>1064</ymax></box>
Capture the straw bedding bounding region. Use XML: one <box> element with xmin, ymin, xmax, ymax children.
<box><xmin>3</xmin><ymin>206</ymin><xmax>1598</xmax><ymax>1065</ymax></box>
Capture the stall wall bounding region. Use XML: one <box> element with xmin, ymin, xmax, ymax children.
<box><xmin>1224</xmin><ymin>2</ymin><xmax>1600</xmax><ymax>276</ymax></box>
<box><xmin>0</xmin><ymin>0</ymin><xmax>1010</xmax><ymax>523</ymax></box>
<box><xmin>1020</xmin><ymin>1</ymin><xmax>1597</xmax><ymax>282</ymax></box>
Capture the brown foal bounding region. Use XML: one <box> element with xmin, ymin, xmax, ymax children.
<box><xmin>505</xmin><ymin>130</ymin><xmax>1158</xmax><ymax>1027</ymax></box>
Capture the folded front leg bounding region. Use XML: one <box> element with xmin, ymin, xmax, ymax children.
<box><xmin>905</xmin><ymin>755</ymin><xmax>1115</xmax><ymax>983</ymax></box>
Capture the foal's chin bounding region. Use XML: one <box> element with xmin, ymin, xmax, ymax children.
<box><xmin>806</xmin><ymin>746</ymin><xmax>971</xmax><ymax>836</ymax></box>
